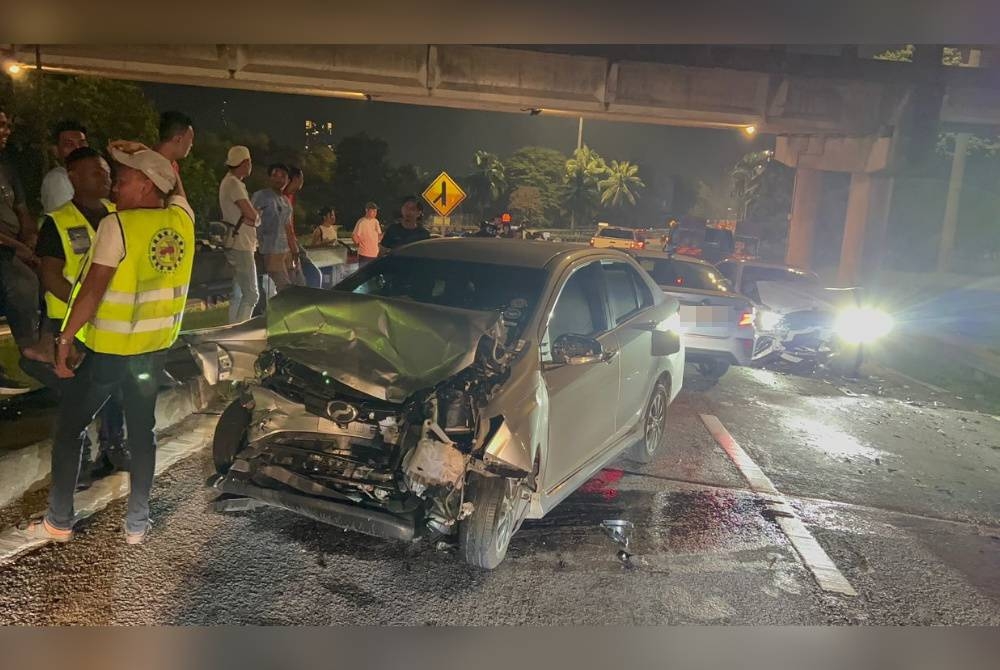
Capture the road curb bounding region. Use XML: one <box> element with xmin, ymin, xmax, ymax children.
<box><xmin>0</xmin><ymin>411</ymin><xmax>218</xmax><ymax>565</ymax></box>
<box><xmin>0</xmin><ymin>376</ymin><xmax>216</xmax><ymax>510</ymax></box>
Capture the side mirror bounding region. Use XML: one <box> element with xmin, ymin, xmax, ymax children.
<box><xmin>551</xmin><ymin>333</ymin><xmax>604</xmax><ymax>366</ymax></box>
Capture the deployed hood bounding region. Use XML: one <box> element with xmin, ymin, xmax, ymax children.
<box><xmin>757</xmin><ymin>281</ymin><xmax>859</xmax><ymax>315</ymax></box>
<box><xmin>266</xmin><ymin>287</ymin><xmax>503</xmax><ymax>403</ymax></box>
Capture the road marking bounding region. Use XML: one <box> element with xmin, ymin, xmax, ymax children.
<box><xmin>0</xmin><ymin>413</ymin><xmax>216</xmax><ymax>565</ymax></box>
<box><xmin>699</xmin><ymin>413</ymin><xmax>858</xmax><ymax>597</ymax></box>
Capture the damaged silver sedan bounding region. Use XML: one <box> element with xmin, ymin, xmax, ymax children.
<box><xmin>183</xmin><ymin>239</ymin><xmax>684</xmax><ymax>568</ymax></box>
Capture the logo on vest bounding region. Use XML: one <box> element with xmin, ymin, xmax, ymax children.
<box><xmin>149</xmin><ymin>228</ymin><xmax>186</xmax><ymax>274</ymax></box>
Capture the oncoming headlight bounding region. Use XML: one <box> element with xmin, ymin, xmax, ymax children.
<box><xmin>834</xmin><ymin>307</ymin><xmax>894</xmax><ymax>344</ymax></box>
<box><xmin>757</xmin><ymin>309</ymin><xmax>782</xmax><ymax>332</ymax></box>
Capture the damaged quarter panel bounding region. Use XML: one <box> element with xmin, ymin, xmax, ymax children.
<box><xmin>180</xmin><ymin>316</ymin><xmax>268</xmax><ymax>385</ymax></box>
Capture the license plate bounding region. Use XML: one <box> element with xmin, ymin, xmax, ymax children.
<box><xmin>679</xmin><ymin>306</ymin><xmax>730</xmax><ymax>327</ymax></box>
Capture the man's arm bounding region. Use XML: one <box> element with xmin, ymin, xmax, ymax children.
<box><xmin>40</xmin><ymin>257</ymin><xmax>72</xmax><ymax>303</ymax></box>
<box><xmin>54</xmin><ymin>263</ymin><xmax>115</xmax><ymax>377</ymax></box>
<box><xmin>235</xmin><ymin>198</ymin><xmax>259</xmax><ymax>227</ymax></box>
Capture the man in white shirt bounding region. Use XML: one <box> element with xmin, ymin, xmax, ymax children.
<box><xmin>352</xmin><ymin>201</ymin><xmax>382</xmax><ymax>265</ymax></box>
<box><xmin>218</xmin><ymin>146</ymin><xmax>260</xmax><ymax>323</ymax></box>
<box><xmin>40</xmin><ymin>120</ymin><xmax>89</xmax><ymax>212</ymax></box>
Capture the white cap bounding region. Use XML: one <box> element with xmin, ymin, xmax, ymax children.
<box><xmin>226</xmin><ymin>145</ymin><xmax>251</xmax><ymax>167</ymax></box>
<box><xmin>108</xmin><ymin>145</ymin><xmax>177</xmax><ymax>194</ymax></box>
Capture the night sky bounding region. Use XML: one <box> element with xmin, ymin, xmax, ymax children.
<box><xmin>141</xmin><ymin>82</ymin><xmax>771</xmax><ymax>197</ymax></box>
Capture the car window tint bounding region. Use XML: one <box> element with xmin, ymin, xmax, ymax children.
<box><xmin>717</xmin><ymin>262</ymin><xmax>737</xmax><ymax>285</ymax></box>
<box><xmin>547</xmin><ymin>262</ymin><xmax>606</xmax><ymax>343</ymax></box>
<box><xmin>598</xmin><ymin>228</ymin><xmax>635</xmax><ymax>240</ymax></box>
<box><xmin>636</xmin><ymin>257</ymin><xmax>733</xmax><ymax>292</ymax></box>
<box><xmin>601</xmin><ymin>261</ymin><xmax>644</xmax><ymax>324</ymax></box>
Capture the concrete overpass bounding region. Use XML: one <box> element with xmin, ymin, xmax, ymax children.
<box><xmin>5</xmin><ymin>44</ymin><xmax>1000</xmax><ymax>282</ymax></box>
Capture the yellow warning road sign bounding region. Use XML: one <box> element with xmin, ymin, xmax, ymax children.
<box><xmin>422</xmin><ymin>171</ymin><xmax>466</xmax><ymax>217</ymax></box>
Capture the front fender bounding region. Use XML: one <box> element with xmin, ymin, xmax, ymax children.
<box><xmin>179</xmin><ymin>316</ymin><xmax>268</xmax><ymax>385</ymax></box>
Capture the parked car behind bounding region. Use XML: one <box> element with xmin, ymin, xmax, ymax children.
<box><xmin>633</xmin><ymin>251</ymin><xmax>754</xmax><ymax>379</ymax></box>
<box><xmin>183</xmin><ymin>239</ymin><xmax>684</xmax><ymax>569</ymax></box>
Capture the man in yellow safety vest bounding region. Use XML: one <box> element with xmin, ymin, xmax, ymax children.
<box><xmin>31</xmin><ymin>146</ymin><xmax>128</xmax><ymax>481</ymax></box>
<box><xmin>26</xmin><ymin>141</ymin><xmax>195</xmax><ymax>545</ymax></box>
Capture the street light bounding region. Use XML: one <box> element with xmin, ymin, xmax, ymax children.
<box><xmin>743</xmin><ymin>124</ymin><xmax>757</xmax><ymax>137</ymax></box>
<box><xmin>3</xmin><ymin>61</ymin><xmax>24</xmax><ymax>77</ymax></box>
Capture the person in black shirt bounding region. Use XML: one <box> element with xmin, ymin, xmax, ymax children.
<box><xmin>381</xmin><ymin>195</ymin><xmax>432</xmax><ymax>251</ymax></box>
<box><xmin>33</xmin><ymin>146</ymin><xmax>128</xmax><ymax>480</ymax></box>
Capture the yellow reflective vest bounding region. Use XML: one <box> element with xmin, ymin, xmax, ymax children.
<box><xmin>44</xmin><ymin>200</ymin><xmax>115</xmax><ymax>320</ymax></box>
<box><xmin>67</xmin><ymin>203</ymin><xmax>195</xmax><ymax>355</ymax></box>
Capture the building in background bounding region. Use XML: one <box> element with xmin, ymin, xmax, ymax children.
<box><xmin>304</xmin><ymin>120</ymin><xmax>335</xmax><ymax>151</ymax></box>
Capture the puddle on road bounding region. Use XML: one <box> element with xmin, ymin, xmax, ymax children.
<box><xmin>782</xmin><ymin>415</ymin><xmax>888</xmax><ymax>461</ymax></box>
<box><xmin>514</xmin><ymin>473</ymin><xmax>785</xmax><ymax>562</ymax></box>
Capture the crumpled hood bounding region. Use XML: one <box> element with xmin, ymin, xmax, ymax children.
<box><xmin>266</xmin><ymin>287</ymin><xmax>502</xmax><ymax>403</ymax></box>
<box><xmin>756</xmin><ymin>281</ymin><xmax>859</xmax><ymax>315</ymax></box>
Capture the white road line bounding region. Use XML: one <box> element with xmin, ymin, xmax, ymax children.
<box><xmin>699</xmin><ymin>413</ymin><xmax>858</xmax><ymax>597</ymax></box>
<box><xmin>0</xmin><ymin>413</ymin><xmax>217</xmax><ymax>565</ymax></box>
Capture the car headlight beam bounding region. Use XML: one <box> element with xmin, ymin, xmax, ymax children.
<box><xmin>834</xmin><ymin>307</ymin><xmax>894</xmax><ymax>344</ymax></box>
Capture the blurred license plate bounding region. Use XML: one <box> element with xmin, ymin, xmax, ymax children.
<box><xmin>679</xmin><ymin>306</ymin><xmax>730</xmax><ymax>327</ymax></box>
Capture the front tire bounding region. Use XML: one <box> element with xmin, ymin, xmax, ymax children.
<box><xmin>213</xmin><ymin>399</ymin><xmax>251</xmax><ymax>474</ymax></box>
<box><xmin>459</xmin><ymin>474</ymin><xmax>520</xmax><ymax>570</ymax></box>
<box><xmin>627</xmin><ymin>379</ymin><xmax>669</xmax><ymax>464</ymax></box>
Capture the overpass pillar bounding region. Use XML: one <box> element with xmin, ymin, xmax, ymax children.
<box><xmin>838</xmin><ymin>173</ymin><xmax>880</xmax><ymax>286</ymax></box>
<box><xmin>785</xmin><ymin>167</ymin><xmax>822</xmax><ymax>270</ymax></box>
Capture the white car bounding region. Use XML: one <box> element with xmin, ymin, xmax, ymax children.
<box><xmin>633</xmin><ymin>251</ymin><xmax>755</xmax><ymax>379</ymax></box>
<box><xmin>715</xmin><ymin>259</ymin><xmax>893</xmax><ymax>369</ymax></box>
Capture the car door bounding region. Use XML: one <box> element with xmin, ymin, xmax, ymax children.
<box><xmin>600</xmin><ymin>260</ymin><xmax>658</xmax><ymax>435</ymax></box>
<box><xmin>540</xmin><ymin>260</ymin><xmax>620</xmax><ymax>494</ymax></box>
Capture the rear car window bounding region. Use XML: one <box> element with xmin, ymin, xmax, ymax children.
<box><xmin>597</xmin><ymin>228</ymin><xmax>636</xmax><ymax>240</ymax></box>
<box><xmin>637</xmin><ymin>257</ymin><xmax>733</xmax><ymax>293</ymax></box>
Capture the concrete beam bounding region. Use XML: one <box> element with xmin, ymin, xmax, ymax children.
<box><xmin>774</xmin><ymin>134</ymin><xmax>893</xmax><ymax>174</ymax></box>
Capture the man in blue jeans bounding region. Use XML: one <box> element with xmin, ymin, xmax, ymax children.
<box><xmin>251</xmin><ymin>164</ymin><xmax>292</xmax><ymax>296</ymax></box>
<box><xmin>218</xmin><ymin>145</ymin><xmax>260</xmax><ymax>323</ymax></box>
<box><xmin>26</xmin><ymin>142</ymin><xmax>195</xmax><ymax>545</ymax></box>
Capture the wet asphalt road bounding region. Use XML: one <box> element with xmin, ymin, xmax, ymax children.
<box><xmin>1</xmin><ymin>364</ymin><xmax>998</xmax><ymax>625</ymax></box>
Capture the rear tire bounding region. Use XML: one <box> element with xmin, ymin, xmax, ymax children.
<box><xmin>213</xmin><ymin>399</ymin><xmax>251</xmax><ymax>474</ymax></box>
<box><xmin>459</xmin><ymin>474</ymin><xmax>519</xmax><ymax>570</ymax></box>
<box><xmin>697</xmin><ymin>360</ymin><xmax>731</xmax><ymax>379</ymax></box>
<box><xmin>627</xmin><ymin>380</ymin><xmax>669</xmax><ymax>464</ymax></box>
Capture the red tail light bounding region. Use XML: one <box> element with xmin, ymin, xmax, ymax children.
<box><xmin>738</xmin><ymin>310</ymin><xmax>754</xmax><ymax>327</ymax></box>
<box><xmin>629</xmin><ymin>240</ymin><xmax>646</xmax><ymax>250</ymax></box>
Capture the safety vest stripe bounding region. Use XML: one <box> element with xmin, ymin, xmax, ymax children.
<box><xmin>103</xmin><ymin>286</ymin><xmax>188</xmax><ymax>304</ymax></box>
<box><xmin>91</xmin><ymin>315</ymin><xmax>182</xmax><ymax>335</ymax></box>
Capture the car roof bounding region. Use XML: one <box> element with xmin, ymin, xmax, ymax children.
<box><xmin>630</xmin><ymin>250</ymin><xmax>713</xmax><ymax>266</ymax></box>
<box><xmin>720</xmin><ymin>258</ymin><xmax>813</xmax><ymax>273</ymax></box>
<box><xmin>393</xmin><ymin>238</ymin><xmax>606</xmax><ymax>269</ymax></box>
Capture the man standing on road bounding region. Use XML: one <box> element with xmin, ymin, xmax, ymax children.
<box><xmin>26</xmin><ymin>142</ymin><xmax>195</xmax><ymax>545</ymax></box>
<box><xmin>283</xmin><ymin>166</ymin><xmax>307</xmax><ymax>286</ymax></box>
<box><xmin>218</xmin><ymin>145</ymin><xmax>260</xmax><ymax>323</ymax></box>
<box><xmin>31</xmin><ymin>146</ymin><xmax>128</xmax><ymax>478</ymax></box>
<box><xmin>154</xmin><ymin>111</ymin><xmax>194</xmax><ymax>173</ymax></box>
<box><xmin>40</xmin><ymin>120</ymin><xmax>89</xmax><ymax>212</ymax></box>
<box><xmin>251</xmin><ymin>163</ymin><xmax>293</xmax><ymax>294</ymax></box>
<box><xmin>0</xmin><ymin>106</ymin><xmax>46</xmax><ymax>392</ymax></box>
<box><xmin>352</xmin><ymin>201</ymin><xmax>381</xmax><ymax>265</ymax></box>
<box><xmin>381</xmin><ymin>196</ymin><xmax>431</xmax><ymax>251</ymax></box>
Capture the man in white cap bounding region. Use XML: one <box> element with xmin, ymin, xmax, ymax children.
<box><xmin>218</xmin><ymin>145</ymin><xmax>260</xmax><ymax>323</ymax></box>
<box><xmin>26</xmin><ymin>140</ymin><xmax>195</xmax><ymax>546</ymax></box>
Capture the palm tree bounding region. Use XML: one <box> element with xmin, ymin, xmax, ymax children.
<box><xmin>563</xmin><ymin>145</ymin><xmax>609</xmax><ymax>230</ymax></box>
<box><xmin>730</xmin><ymin>150</ymin><xmax>772</xmax><ymax>222</ymax></box>
<box><xmin>599</xmin><ymin>160</ymin><xmax>645</xmax><ymax>209</ymax></box>
<box><xmin>468</xmin><ymin>150</ymin><xmax>506</xmax><ymax>219</ymax></box>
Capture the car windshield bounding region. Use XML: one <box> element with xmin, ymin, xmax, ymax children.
<box><xmin>598</xmin><ymin>228</ymin><xmax>635</xmax><ymax>239</ymax></box>
<box><xmin>636</xmin><ymin>256</ymin><xmax>733</xmax><ymax>292</ymax></box>
<box><xmin>335</xmin><ymin>256</ymin><xmax>547</xmax><ymax>317</ymax></box>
